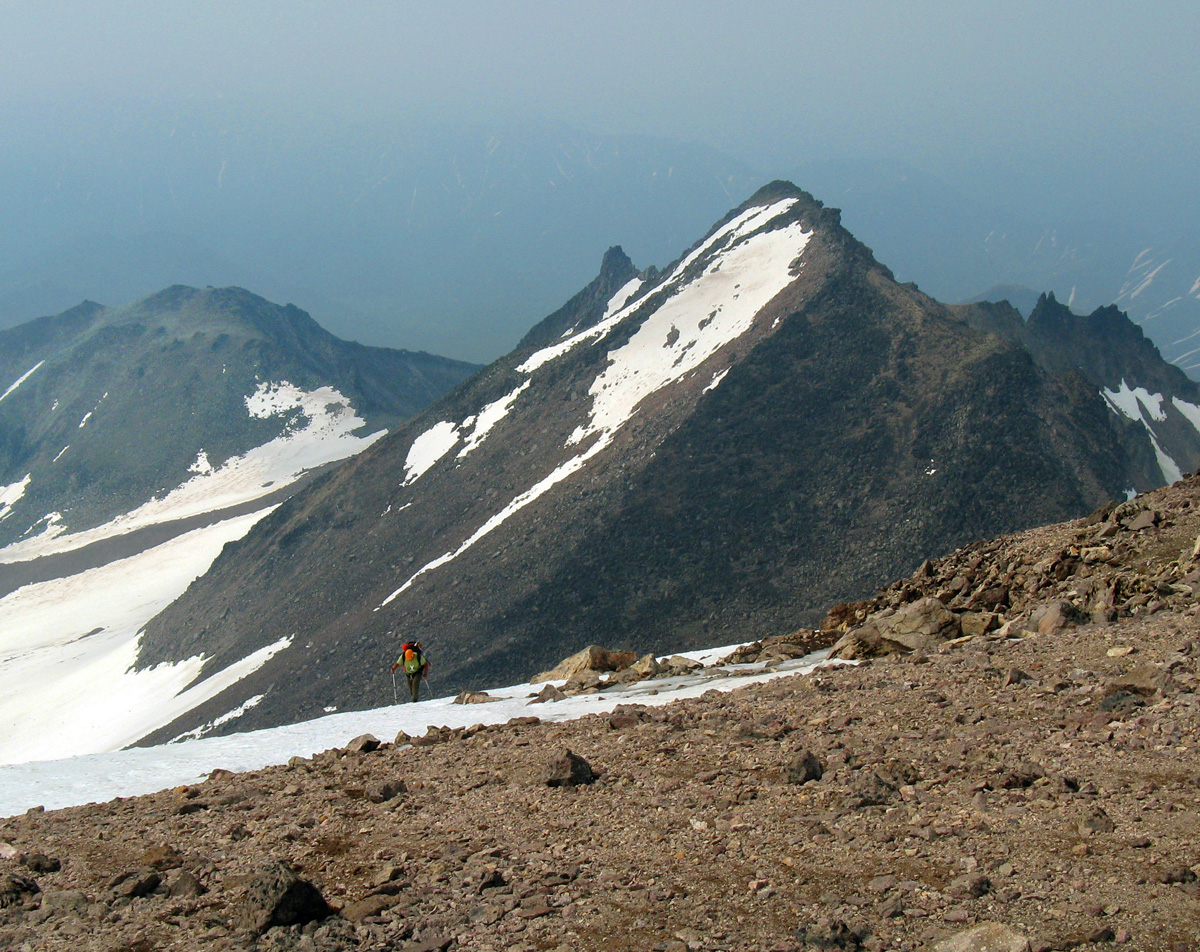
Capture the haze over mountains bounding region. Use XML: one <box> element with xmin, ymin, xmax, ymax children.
<box><xmin>2</xmin><ymin>105</ymin><xmax>1198</xmax><ymax>376</ymax></box>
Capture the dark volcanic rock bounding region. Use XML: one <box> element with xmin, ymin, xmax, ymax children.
<box><xmin>0</xmin><ymin>873</ymin><xmax>39</xmax><ymax>908</ymax></box>
<box><xmin>232</xmin><ymin>861</ymin><xmax>331</xmax><ymax>936</ymax></box>
<box><xmin>545</xmin><ymin>749</ymin><xmax>596</xmax><ymax>787</ymax></box>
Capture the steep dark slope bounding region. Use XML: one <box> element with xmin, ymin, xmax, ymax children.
<box><xmin>960</xmin><ymin>293</ymin><xmax>1200</xmax><ymax>488</ymax></box>
<box><xmin>136</xmin><ymin>183</ymin><xmax>1189</xmax><ymax>742</ymax></box>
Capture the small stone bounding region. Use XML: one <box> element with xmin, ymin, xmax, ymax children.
<box><xmin>786</xmin><ymin>749</ymin><xmax>824</xmax><ymax>785</ymax></box>
<box><xmin>345</xmin><ymin>733</ymin><xmax>381</xmax><ymax>753</ymax></box>
<box><xmin>948</xmin><ymin>873</ymin><xmax>991</xmax><ymax>899</ymax></box>
<box><xmin>366</xmin><ymin>779</ymin><xmax>407</xmax><ymax>803</ymax></box>
<box><xmin>0</xmin><ymin>873</ymin><xmax>39</xmax><ymax>908</ymax></box>
<box><xmin>340</xmin><ymin>893</ymin><xmax>397</xmax><ymax>921</ymax></box>
<box><xmin>1156</xmin><ymin>865</ymin><xmax>1198</xmax><ymax>885</ymax></box>
<box><xmin>1106</xmin><ymin>646</ymin><xmax>1135</xmax><ymax>658</ymax></box>
<box><xmin>107</xmin><ymin>868</ymin><xmax>161</xmax><ymax>899</ymax></box>
<box><xmin>168</xmin><ymin>870</ymin><xmax>206</xmax><ymax>898</ymax></box>
<box><xmin>21</xmin><ymin>852</ymin><xmax>60</xmax><ymax>874</ymax></box>
<box><xmin>39</xmin><ymin>889</ymin><xmax>88</xmax><ymax>916</ymax></box>
<box><xmin>1078</xmin><ymin>808</ymin><xmax>1115</xmax><ymax>836</ymax></box>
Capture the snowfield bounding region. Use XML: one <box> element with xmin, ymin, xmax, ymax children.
<box><xmin>0</xmin><ymin>645</ymin><xmax>838</xmax><ymax>817</ymax></box>
<box><xmin>0</xmin><ymin>381</ymin><xmax>389</xmax><ymax>767</ymax></box>
<box><xmin>0</xmin><ymin>509</ymin><xmax>282</xmax><ymax>766</ymax></box>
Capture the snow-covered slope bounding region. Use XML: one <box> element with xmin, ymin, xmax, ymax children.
<box><xmin>0</xmin><ymin>644</ymin><xmax>835</xmax><ymax>817</ymax></box>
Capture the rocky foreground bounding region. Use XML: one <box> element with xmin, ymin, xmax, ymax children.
<box><xmin>3</xmin><ymin>482</ymin><xmax>1200</xmax><ymax>952</ymax></box>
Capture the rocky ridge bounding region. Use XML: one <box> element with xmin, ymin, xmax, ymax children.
<box><xmin>2</xmin><ymin>482</ymin><xmax>1200</xmax><ymax>951</ymax></box>
<box><xmin>135</xmin><ymin>181</ymin><xmax>1194</xmax><ymax>741</ymax></box>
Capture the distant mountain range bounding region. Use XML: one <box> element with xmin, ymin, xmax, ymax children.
<box><xmin>0</xmin><ymin>108</ymin><xmax>760</xmax><ymax>363</ymax></box>
<box><xmin>120</xmin><ymin>182</ymin><xmax>1200</xmax><ymax>744</ymax></box>
<box><xmin>3</xmin><ymin>108</ymin><xmax>1197</xmax><ymax>378</ymax></box>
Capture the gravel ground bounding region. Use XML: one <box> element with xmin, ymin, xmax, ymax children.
<box><xmin>2</xmin><ymin>483</ymin><xmax>1199</xmax><ymax>952</ymax></box>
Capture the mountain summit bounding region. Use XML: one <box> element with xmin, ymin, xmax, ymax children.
<box><xmin>0</xmin><ymin>286</ymin><xmax>478</xmax><ymax>553</ymax></box>
<box><xmin>135</xmin><ymin>183</ymin><xmax>1200</xmax><ymax>741</ymax></box>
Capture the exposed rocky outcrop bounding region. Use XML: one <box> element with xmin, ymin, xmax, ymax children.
<box><xmin>828</xmin><ymin>473</ymin><xmax>1200</xmax><ymax>662</ymax></box>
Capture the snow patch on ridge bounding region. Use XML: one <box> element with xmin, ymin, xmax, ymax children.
<box><xmin>568</xmin><ymin>216</ymin><xmax>811</xmax><ymax>446</ymax></box>
<box><xmin>1103</xmin><ymin>380</ymin><xmax>1167</xmax><ymax>422</ymax></box>
<box><xmin>402</xmin><ymin>380</ymin><xmax>536</xmax><ymax>485</ymax></box>
<box><xmin>1102</xmin><ymin>380</ymin><xmax>1181</xmax><ymax>483</ymax></box>
<box><xmin>517</xmin><ymin>276</ymin><xmax>646</xmax><ymax>374</ymax></box>
<box><xmin>0</xmin><ymin>381</ymin><xmax>383</xmax><ymax>564</ymax></box>
<box><xmin>1171</xmin><ymin>396</ymin><xmax>1200</xmax><ymax>439</ymax></box>
<box><xmin>703</xmin><ymin>368</ymin><xmax>731</xmax><ymax>393</ymax></box>
<box><xmin>0</xmin><ymin>476</ymin><xmax>31</xmax><ymax>522</ymax></box>
<box><xmin>0</xmin><ymin>362</ymin><xmax>44</xmax><ymax>404</ymax></box>
<box><xmin>457</xmin><ymin>381</ymin><xmax>531</xmax><ymax>459</ymax></box>
<box><xmin>171</xmin><ymin>694</ymin><xmax>266</xmax><ymax>743</ymax></box>
<box><xmin>381</xmin><ymin>435</ymin><xmax>612</xmax><ymax>607</ymax></box>
<box><xmin>402</xmin><ymin>421</ymin><xmax>460</xmax><ymax>485</ymax></box>
<box><xmin>189</xmin><ymin>451</ymin><xmax>213</xmax><ymax>475</ymax></box>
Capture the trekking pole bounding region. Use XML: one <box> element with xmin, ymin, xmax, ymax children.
<box><xmin>390</xmin><ymin>668</ymin><xmax>398</xmax><ymax>705</ymax></box>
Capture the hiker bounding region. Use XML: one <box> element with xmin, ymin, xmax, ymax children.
<box><xmin>391</xmin><ymin>641</ymin><xmax>430</xmax><ymax>702</ymax></box>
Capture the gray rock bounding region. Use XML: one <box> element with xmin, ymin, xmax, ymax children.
<box><xmin>39</xmin><ymin>889</ymin><xmax>88</xmax><ymax>916</ymax></box>
<box><xmin>1122</xmin><ymin>510</ymin><xmax>1158</xmax><ymax>531</ymax></box>
<box><xmin>545</xmin><ymin>749</ymin><xmax>596</xmax><ymax>787</ymax></box>
<box><xmin>929</xmin><ymin>921</ymin><xmax>1030</xmax><ymax>952</ymax></box>
<box><xmin>232</xmin><ymin>861</ymin><xmax>331</xmax><ymax>936</ymax></box>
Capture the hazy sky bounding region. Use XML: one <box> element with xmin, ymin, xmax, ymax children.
<box><xmin>1</xmin><ymin>1</ymin><xmax>1197</xmax><ymax>359</ymax></box>
<box><xmin>5</xmin><ymin>1</ymin><xmax>1196</xmax><ymax>206</ymax></box>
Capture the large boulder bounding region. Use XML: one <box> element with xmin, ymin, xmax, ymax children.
<box><xmin>531</xmin><ymin>645</ymin><xmax>638</xmax><ymax>683</ymax></box>
<box><xmin>831</xmin><ymin>597</ymin><xmax>960</xmax><ymax>659</ymax></box>
<box><xmin>545</xmin><ymin>749</ymin><xmax>597</xmax><ymax>787</ymax></box>
<box><xmin>232</xmin><ymin>862</ymin><xmax>331</xmax><ymax>936</ymax></box>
